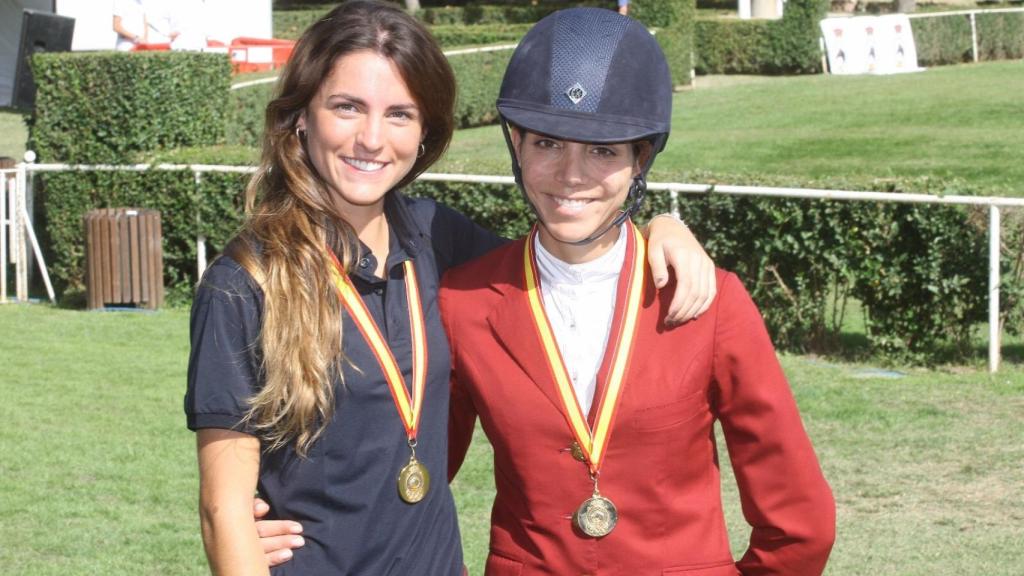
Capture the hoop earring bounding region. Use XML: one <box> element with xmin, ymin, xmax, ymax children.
<box><xmin>417</xmin><ymin>143</ymin><xmax>426</xmax><ymax>158</ymax></box>
<box><xmin>296</xmin><ymin>127</ymin><xmax>306</xmax><ymax>140</ymax></box>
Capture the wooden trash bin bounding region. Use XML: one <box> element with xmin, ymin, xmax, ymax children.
<box><xmin>84</xmin><ymin>208</ymin><xmax>164</xmax><ymax>310</ymax></box>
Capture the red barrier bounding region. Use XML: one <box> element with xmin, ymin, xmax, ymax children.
<box><xmin>131</xmin><ymin>38</ymin><xmax>295</xmax><ymax>74</ymax></box>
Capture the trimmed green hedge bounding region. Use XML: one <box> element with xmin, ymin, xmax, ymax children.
<box><xmin>28</xmin><ymin>51</ymin><xmax>232</xmax><ymax>302</ymax></box>
<box><xmin>29</xmin><ymin>51</ymin><xmax>230</xmax><ymax>163</ymax></box>
<box><xmin>227</xmin><ymin>47</ymin><xmax>514</xmax><ymax>148</ymax></box>
<box><xmin>428</xmin><ymin>23</ymin><xmax>531</xmax><ymax>47</ymax></box>
<box><xmin>227</xmin><ymin>81</ymin><xmax>276</xmax><ymax>148</ymax></box>
<box><xmin>411</xmin><ymin>172</ymin><xmax>1022</xmax><ymax>362</ymax></box>
<box><xmin>899</xmin><ymin>11</ymin><xmax>1022</xmax><ymax>67</ymax></box>
<box><xmin>33</xmin><ymin>139</ymin><xmax>1024</xmax><ymax>361</ymax></box>
<box><xmin>447</xmin><ymin>49</ymin><xmax>513</xmax><ymax>128</ymax></box>
<box><xmin>633</xmin><ymin>0</ymin><xmax>698</xmax><ymax>86</ymax></box>
<box><xmin>695</xmin><ymin>0</ymin><xmax>829</xmax><ymax>75</ymax></box>
<box><xmin>977</xmin><ymin>11</ymin><xmax>1024</xmax><ymax>61</ymax></box>
<box><xmin>273</xmin><ymin>3</ymin><xmax>562</xmax><ymax>42</ymax></box>
<box><xmin>637</xmin><ymin>174</ymin><xmax>1022</xmax><ymax>362</ymax></box>
<box><xmin>913</xmin><ymin>15</ymin><xmax>974</xmax><ymax>66</ymax></box>
<box><xmin>38</xmin><ymin>167</ymin><xmax>248</xmax><ymax>303</ymax></box>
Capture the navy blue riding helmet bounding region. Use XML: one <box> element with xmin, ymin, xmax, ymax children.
<box><xmin>497</xmin><ymin>7</ymin><xmax>674</xmax><ymax>244</ymax></box>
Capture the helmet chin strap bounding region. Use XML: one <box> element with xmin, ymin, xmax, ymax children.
<box><xmin>560</xmin><ymin>174</ymin><xmax>646</xmax><ymax>246</ymax></box>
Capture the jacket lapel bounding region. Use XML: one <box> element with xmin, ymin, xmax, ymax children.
<box><xmin>485</xmin><ymin>241</ymin><xmax>568</xmax><ymax>416</ymax></box>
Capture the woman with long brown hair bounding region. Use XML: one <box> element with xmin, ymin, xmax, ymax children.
<box><xmin>185</xmin><ymin>2</ymin><xmax>714</xmax><ymax>574</ymax></box>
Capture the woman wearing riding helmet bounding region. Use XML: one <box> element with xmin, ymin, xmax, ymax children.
<box><xmin>440</xmin><ymin>7</ymin><xmax>836</xmax><ymax>575</ymax></box>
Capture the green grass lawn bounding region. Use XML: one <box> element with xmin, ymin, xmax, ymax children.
<box><xmin>439</xmin><ymin>61</ymin><xmax>1024</xmax><ymax>196</ymax></box>
<box><xmin>5</xmin><ymin>62</ymin><xmax>1022</xmax><ymax>197</ymax></box>
<box><xmin>1</xmin><ymin>304</ymin><xmax>1022</xmax><ymax>575</ymax></box>
<box><xmin>0</xmin><ymin>110</ymin><xmax>28</xmax><ymax>161</ymax></box>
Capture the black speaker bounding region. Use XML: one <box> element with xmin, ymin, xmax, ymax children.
<box><xmin>12</xmin><ymin>10</ymin><xmax>75</xmax><ymax>112</ymax></box>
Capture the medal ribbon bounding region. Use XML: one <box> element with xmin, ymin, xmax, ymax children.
<box><xmin>523</xmin><ymin>221</ymin><xmax>646</xmax><ymax>474</ymax></box>
<box><xmin>327</xmin><ymin>248</ymin><xmax>427</xmax><ymax>440</ymax></box>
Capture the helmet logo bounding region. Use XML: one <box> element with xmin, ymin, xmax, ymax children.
<box><xmin>565</xmin><ymin>83</ymin><xmax>587</xmax><ymax>105</ymax></box>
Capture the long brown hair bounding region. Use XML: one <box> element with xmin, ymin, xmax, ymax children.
<box><xmin>234</xmin><ymin>0</ymin><xmax>456</xmax><ymax>455</ymax></box>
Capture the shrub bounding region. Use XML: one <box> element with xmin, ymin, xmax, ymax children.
<box><xmin>695</xmin><ymin>0</ymin><xmax>829</xmax><ymax>75</ymax></box>
<box><xmin>641</xmin><ymin>0</ymin><xmax>698</xmax><ymax>87</ymax></box>
<box><xmin>28</xmin><ymin>51</ymin><xmax>233</xmax><ymax>302</ymax></box>
<box><xmin>272</xmin><ymin>5</ymin><xmax>332</xmax><ymax>40</ymax></box>
<box><xmin>428</xmin><ymin>23</ymin><xmax>531</xmax><ymax>47</ymax></box>
<box><xmin>29</xmin><ymin>51</ymin><xmax>230</xmax><ymax>163</ymax></box>
<box><xmin>227</xmin><ymin>81</ymin><xmax>276</xmax><ymax>148</ymax></box>
<box><xmin>976</xmin><ymin>11</ymin><xmax>1024</xmax><ymax>61</ymax></box>
<box><xmin>226</xmin><ymin>47</ymin><xmax>515</xmax><ymax>145</ymax></box>
<box><xmin>912</xmin><ymin>14</ymin><xmax>973</xmax><ymax>66</ymax></box>
<box><xmin>37</xmin><ymin>166</ymin><xmax>249</xmax><ymax>303</ymax></box>
<box><xmin>418</xmin><ymin>4</ymin><xmax>566</xmax><ymax>25</ymax></box>
<box><xmin>447</xmin><ymin>49</ymin><xmax>513</xmax><ymax>128</ymax></box>
<box><xmin>634</xmin><ymin>173</ymin><xmax>1020</xmax><ymax>362</ymax></box>
<box><xmin>912</xmin><ymin>11</ymin><xmax>1023</xmax><ymax>66</ymax></box>
<box><xmin>695</xmin><ymin>19</ymin><xmax>773</xmax><ymax>74</ymax></box>
<box><xmin>273</xmin><ymin>4</ymin><xmax>537</xmax><ymax>43</ymax></box>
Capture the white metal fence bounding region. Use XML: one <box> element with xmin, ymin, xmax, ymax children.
<box><xmin>908</xmin><ymin>7</ymin><xmax>1024</xmax><ymax>64</ymax></box>
<box><xmin>2</xmin><ymin>161</ymin><xmax>1021</xmax><ymax>372</ymax></box>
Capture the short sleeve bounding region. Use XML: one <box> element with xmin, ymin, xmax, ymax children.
<box><xmin>184</xmin><ymin>256</ymin><xmax>264</xmax><ymax>432</ymax></box>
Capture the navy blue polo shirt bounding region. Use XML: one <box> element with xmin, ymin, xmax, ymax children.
<box><xmin>185</xmin><ymin>193</ymin><xmax>503</xmax><ymax>575</ymax></box>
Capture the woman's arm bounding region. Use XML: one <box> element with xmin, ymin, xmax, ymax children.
<box><xmin>197</xmin><ymin>428</ymin><xmax>268</xmax><ymax>576</ymax></box>
<box><xmin>644</xmin><ymin>214</ymin><xmax>716</xmax><ymax>325</ymax></box>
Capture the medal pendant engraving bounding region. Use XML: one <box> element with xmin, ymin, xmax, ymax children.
<box><xmin>573</xmin><ymin>494</ymin><xmax>618</xmax><ymax>537</ymax></box>
<box><xmin>398</xmin><ymin>457</ymin><xmax>430</xmax><ymax>504</ymax></box>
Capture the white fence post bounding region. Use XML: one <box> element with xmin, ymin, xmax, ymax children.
<box><xmin>1</xmin><ymin>173</ymin><xmax>8</xmax><ymax>303</ymax></box>
<box><xmin>989</xmin><ymin>205</ymin><xmax>1001</xmax><ymax>373</ymax></box>
<box><xmin>195</xmin><ymin>170</ymin><xmax>207</xmax><ymax>278</ymax></box>
<box><xmin>15</xmin><ymin>162</ymin><xmax>28</xmax><ymax>301</ymax></box>
<box><xmin>970</xmin><ymin>12</ymin><xmax>979</xmax><ymax>63</ymax></box>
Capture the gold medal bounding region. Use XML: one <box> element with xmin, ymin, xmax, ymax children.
<box><xmin>329</xmin><ymin>250</ymin><xmax>432</xmax><ymax>505</ymax></box>
<box><xmin>524</xmin><ymin>223</ymin><xmax>644</xmax><ymax>537</ymax></box>
<box><xmin>397</xmin><ymin>456</ymin><xmax>430</xmax><ymax>504</ymax></box>
<box><xmin>573</xmin><ymin>493</ymin><xmax>618</xmax><ymax>537</ymax></box>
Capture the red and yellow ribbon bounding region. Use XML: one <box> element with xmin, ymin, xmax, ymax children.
<box><xmin>523</xmin><ymin>221</ymin><xmax>646</xmax><ymax>474</ymax></box>
<box><xmin>328</xmin><ymin>249</ymin><xmax>427</xmax><ymax>440</ymax></box>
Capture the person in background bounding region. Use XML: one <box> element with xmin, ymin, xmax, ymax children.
<box><xmin>112</xmin><ymin>0</ymin><xmax>147</xmax><ymax>51</ymax></box>
<box><xmin>142</xmin><ymin>0</ymin><xmax>180</xmax><ymax>45</ymax></box>
<box><xmin>617</xmin><ymin>0</ymin><xmax>629</xmax><ymax>16</ymax></box>
<box><xmin>187</xmin><ymin>1</ymin><xmax>715</xmax><ymax>574</ymax></box>
<box><xmin>166</xmin><ymin>0</ymin><xmax>210</xmax><ymax>51</ymax></box>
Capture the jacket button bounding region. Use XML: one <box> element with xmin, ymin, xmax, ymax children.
<box><xmin>358</xmin><ymin>257</ymin><xmax>370</xmax><ymax>269</ymax></box>
<box><xmin>569</xmin><ymin>441</ymin><xmax>587</xmax><ymax>462</ymax></box>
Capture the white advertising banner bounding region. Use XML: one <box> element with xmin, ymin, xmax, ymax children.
<box><xmin>820</xmin><ymin>15</ymin><xmax>923</xmax><ymax>75</ymax></box>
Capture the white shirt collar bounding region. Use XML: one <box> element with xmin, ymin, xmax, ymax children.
<box><xmin>533</xmin><ymin>223</ymin><xmax>627</xmax><ymax>287</ymax></box>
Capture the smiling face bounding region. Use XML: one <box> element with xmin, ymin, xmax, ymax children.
<box><xmin>511</xmin><ymin>129</ymin><xmax>649</xmax><ymax>264</ymax></box>
<box><xmin>297</xmin><ymin>50</ymin><xmax>423</xmax><ymax>227</ymax></box>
